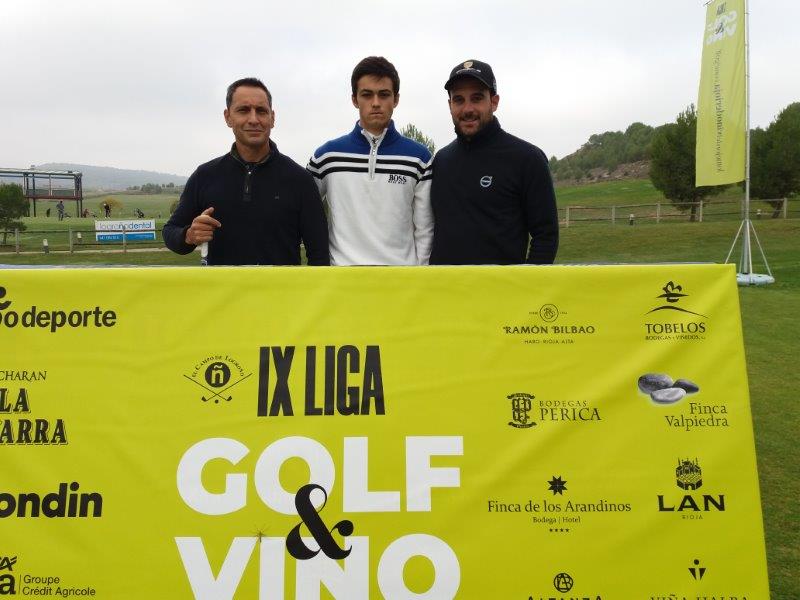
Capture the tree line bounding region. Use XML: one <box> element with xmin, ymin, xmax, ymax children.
<box><xmin>548</xmin><ymin>101</ymin><xmax>799</xmax><ymax>220</ymax></box>
<box><xmin>126</xmin><ymin>182</ymin><xmax>178</xmax><ymax>194</ymax></box>
<box><xmin>650</xmin><ymin>102</ymin><xmax>799</xmax><ymax>219</ymax></box>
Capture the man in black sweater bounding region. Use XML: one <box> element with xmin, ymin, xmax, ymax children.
<box><xmin>163</xmin><ymin>78</ymin><xmax>329</xmax><ymax>266</ymax></box>
<box><xmin>429</xmin><ymin>60</ymin><xmax>559</xmax><ymax>265</ymax></box>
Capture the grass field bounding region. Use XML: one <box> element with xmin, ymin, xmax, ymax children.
<box><xmin>33</xmin><ymin>192</ymin><xmax>179</xmax><ymax>220</ymax></box>
<box><xmin>555</xmin><ymin>179</ymin><xmax>797</xmax><ymax>225</ymax></box>
<box><xmin>3</xmin><ymin>192</ymin><xmax>798</xmax><ymax>598</ymax></box>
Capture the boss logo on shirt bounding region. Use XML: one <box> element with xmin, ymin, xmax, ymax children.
<box><xmin>480</xmin><ymin>175</ymin><xmax>493</xmax><ymax>188</ymax></box>
<box><xmin>387</xmin><ymin>174</ymin><xmax>408</xmax><ymax>185</ymax></box>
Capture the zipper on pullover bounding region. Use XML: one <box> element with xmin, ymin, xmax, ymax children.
<box><xmin>360</xmin><ymin>127</ymin><xmax>386</xmax><ymax>181</ymax></box>
<box><xmin>369</xmin><ymin>136</ymin><xmax>378</xmax><ymax>180</ymax></box>
<box><xmin>243</xmin><ymin>166</ymin><xmax>252</xmax><ymax>202</ymax></box>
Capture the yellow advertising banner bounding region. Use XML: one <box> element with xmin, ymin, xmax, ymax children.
<box><xmin>696</xmin><ymin>0</ymin><xmax>746</xmax><ymax>186</ymax></box>
<box><xmin>1</xmin><ymin>265</ymin><xmax>769</xmax><ymax>599</ymax></box>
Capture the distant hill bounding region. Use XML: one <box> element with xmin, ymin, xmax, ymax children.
<box><xmin>22</xmin><ymin>163</ymin><xmax>188</xmax><ymax>191</ymax></box>
<box><xmin>550</xmin><ymin>122</ymin><xmax>660</xmax><ymax>184</ymax></box>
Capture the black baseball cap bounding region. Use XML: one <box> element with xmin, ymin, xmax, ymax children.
<box><xmin>444</xmin><ymin>59</ymin><xmax>497</xmax><ymax>95</ymax></box>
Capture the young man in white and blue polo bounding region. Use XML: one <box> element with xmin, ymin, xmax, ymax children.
<box><xmin>307</xmin><ymin>57</ymin><xmax>433</xmax><ymax>265</ymax></box>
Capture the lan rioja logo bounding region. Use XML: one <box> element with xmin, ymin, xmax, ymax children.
<box><xmin>658</xmin><ymin>457</ymin><xmax>725</xmax><ymax>514</ymax></box>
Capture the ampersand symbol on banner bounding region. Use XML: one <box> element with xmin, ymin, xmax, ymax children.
<box><xmin>285</xmin><ymin>483</ymin><xmax>354</xmax><ymax>560</ymax></box>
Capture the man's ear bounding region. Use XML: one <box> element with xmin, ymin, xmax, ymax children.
<box><xmin>351</xmin><ymin>95</ymin><xmax>359</xmax><ymax>109</ymax></box>
<box><xmin>224</xmin><ymin>108</ymin><xmax>232</xmax><ymax>128</ymax></box>
<box><xmin>393</xmin><ymin>93</ymin><xmax>399</xmax><ymax>108</ymax></box>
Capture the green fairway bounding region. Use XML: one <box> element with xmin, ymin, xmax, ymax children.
<box><xmin>1</xmin><ymin>217</ymin><xmax>797</xmax><ymax>597</ymax></box>
<box><xmin>34</xmin><ymin>192</ymin><xmax>179</xmax><ymax>220</ymax></box>
<box><xmin>556</xmin><ymin>178</ymin><xmax>669</xmax><ymax>205</ymax></box>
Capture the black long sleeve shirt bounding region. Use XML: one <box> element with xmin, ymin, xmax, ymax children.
<box><xmin>429</xmin><ymin>118</ymin><xmax>559</xmax><ymax>265</ymax></box>
<box><xmin>163</xmin><ymin>142</ymin><xmax>330</xmax><ymax>266</ymax></box>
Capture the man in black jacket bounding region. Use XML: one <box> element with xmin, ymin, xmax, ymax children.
<box><xmin>429</xmin><ymin>60</ymin><xmax>559</xmax><ymax>265</ymax></box>
<box><xmin>163</xmin><ymin>78</ymin><xmax>329</xmax><ymax>266</ymax></box>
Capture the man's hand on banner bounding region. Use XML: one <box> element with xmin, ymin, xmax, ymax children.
<box><xmin>185</xmin><ymin>207</ymin><xmax>221</xmax><ymax>246</ymax></box>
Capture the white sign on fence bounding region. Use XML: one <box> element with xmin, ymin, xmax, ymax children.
<box><xmin>94</xmin><ymin>219</ymin><xmax>156</xmax><ymax>242</ymax></box>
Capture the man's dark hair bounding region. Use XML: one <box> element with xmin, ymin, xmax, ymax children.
<box><xmin>351</xmin><ymin>57</ymin><xmax>400</xmax><ymax>96</ymax></box>
<box><xmin>226</xmin><ymin>77</ymin><xmax>272</xmax><ymax>108</ymax></box>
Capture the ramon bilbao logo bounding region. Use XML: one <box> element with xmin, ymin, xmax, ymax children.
<box><xmin>502</xmin><ymin>303</ymin><xmax>597</xmax><ymax>345</ymax></box>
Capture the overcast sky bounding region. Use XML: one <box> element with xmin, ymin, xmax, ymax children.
<box><xmin>1</xmin><ymin>0</ymin><xmax>798</xmax><ymax>177</ymax></box>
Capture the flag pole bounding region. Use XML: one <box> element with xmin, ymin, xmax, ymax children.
<box><xmin>742</xmin><ymin>0</ymin><xmax>752</xmax><ymax>276</ymax></box>
<box><xmin>724</xmin><ymin>0</ymin><xmax>774</xmax><ymax>285</ymax></box>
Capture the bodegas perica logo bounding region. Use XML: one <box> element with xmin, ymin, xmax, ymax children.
<box><xmin>506</xmin><ymin>392</ymin><xmax>601</xmax><ymax>429</ymax></box>
<box><xmin>643</xmin><ymin>281</ymin><xmax>708</xmax><ymax>342</ymax></box>
<box><xmin>184</xmin><ymin>354</ymin><xmax>252</xmax><ymax>404</ymax></box>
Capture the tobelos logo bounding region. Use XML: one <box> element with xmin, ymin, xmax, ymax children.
<box><xmin>646</xmin><ymin>281</ymin><xmax>707</xmax><ymax>318</ymax></box>
<box><xmin>0</xmin><ymin>285</ymin><xmax>117</xmax><ymax>333</ymax></box>
<box><xmin>479</xmin><ymin>175</ymin><xmax>493</xmax><ymax>188</ymax></box>
<box><xmin>184</xmin><ymin>355</ymin><xmax>252</xmax><ymax>404</ymax></box>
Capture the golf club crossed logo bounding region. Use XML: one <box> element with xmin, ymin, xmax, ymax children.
<box><xmin>183</xmin><ymin>360</ymin><xmax>251</xmax><ymax>404</ymax></box>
